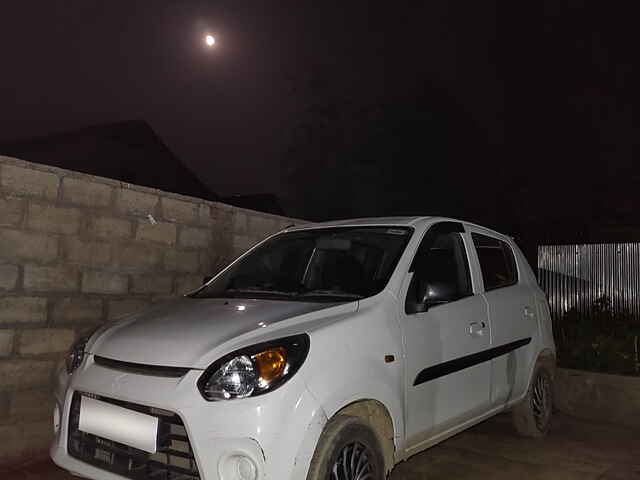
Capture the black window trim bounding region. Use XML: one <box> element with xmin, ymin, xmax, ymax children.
<box><xmin>471</xmin><ymin>232</ymin><xmax>519</xmax><ymax>292</ymax></box>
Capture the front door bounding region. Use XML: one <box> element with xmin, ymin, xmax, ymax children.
<box><xmin>401</xmin><ymin>222</ymin><xmax>491</xmax><ymax>448</ymax></box>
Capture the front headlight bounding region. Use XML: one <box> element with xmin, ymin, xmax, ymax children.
<box><xmin>197</xmin><ymin>334</ymin><xmax>310</xmax><ymax>401</ymax></box>
<box><xmin>66</xmin><ymin>328</ymin><xmax>99</xmax><ymax>374</ymax></box>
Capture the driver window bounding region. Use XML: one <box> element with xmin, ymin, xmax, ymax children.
<box><xmin>406</xmin><ymin>230</ymin><xmax>472</xmax><ymax>313</ymax></box>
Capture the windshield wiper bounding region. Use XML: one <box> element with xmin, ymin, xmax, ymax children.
<box><xmin>223</xmin><ymin>287</ymin><xmax>363</xmax><ymax>301</ymax></box>
<box><xmin>225</xmin><ymin>288</ymin><xmax>298</xmax><ymax>297</ymax></box>
<box><xmin>298</xmin><ymin>290</ymin><xmax>363</xmax><ymax>299</ymax></box>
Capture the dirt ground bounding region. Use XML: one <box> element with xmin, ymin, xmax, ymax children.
<box><xmin>3</xmin><ymin>412</ymin><xmax>639</xmax><ymax>479</ymax></box>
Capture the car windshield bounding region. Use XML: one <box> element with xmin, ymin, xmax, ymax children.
<box><xmin>192</xmin><ymin>226</ymin><xmax>413</xmax><ymax>302</ymax></box>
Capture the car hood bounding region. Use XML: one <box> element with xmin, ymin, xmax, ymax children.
<box><xmin>89</xmin><ymin>297</ymin><xmax>354</xmax><ymax>369</ymax></box>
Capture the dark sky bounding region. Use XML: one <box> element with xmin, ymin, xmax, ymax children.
<box><xmin>0</xmin><ymin>1</ymin><xmax>500</xmax><ymax>195</ymax></box>
<box><xmin>1</xmin><ymin>1</ymin><xmax>638</xmax><ymax>244</ymax></box>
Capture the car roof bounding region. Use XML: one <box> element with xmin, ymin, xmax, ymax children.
<box><xmin>287</xmin><ymin>216</ymin><xmax>430</xmax><ymax>230</ymax></box>
<box><xmin>286</xmin><ymin>216</ymin><xmax>512</xmax><ymax>240</ymax></box>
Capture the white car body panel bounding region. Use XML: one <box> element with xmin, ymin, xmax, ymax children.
<box><xmin>89</xmin><ymin>298</ymin><xmax>353</xmax><ymax>368</ymax></box>
<box><xmin>51</xmin><ymin>216</ymin><xmax>555</xmax><ymax>480</ymax></box>
<box><xmin>402</xmin><ymin>292</ymin><xmax>492</xmax><ymax>447</ymax></box>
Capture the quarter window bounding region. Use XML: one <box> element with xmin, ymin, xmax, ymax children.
<box><xmin>471</xmin><ymin>233</ymin><xmax>518</xmax><ymax>291</ymax></box>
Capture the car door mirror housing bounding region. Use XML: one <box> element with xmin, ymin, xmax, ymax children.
<box><xmin>414</xmin><ymin>279</ymin><xmax>459</xmax><ymax>312</ymax></box>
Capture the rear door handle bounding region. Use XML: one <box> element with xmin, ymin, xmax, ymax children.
<box><xmin>469</xmin><ymin>321</ymin><xmax>486</xmax><ymax>337</ymax></box>
<box><xmin>524</xmin><ymin>306</ymin><xmax>535</xmax><ymax>318</ymax></box>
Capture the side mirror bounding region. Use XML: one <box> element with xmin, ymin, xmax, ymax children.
<box><xmin>415</xmin><ymin>279</ymin><xmax>458</xmax><ymax>311</ymax></box>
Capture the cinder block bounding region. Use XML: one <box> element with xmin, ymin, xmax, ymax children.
<box><xmin>0</xmin><ymin>264</ymin><xmax>18</xmax><ymax>290</ymax></box>
<box><xmin>23</xmin><ymin>265</ymin><xmax>79</xmax><ymax>292</ymax></box>
<box><xmin>27</xmin><ymin>203</ymin><xmax>81</xmax><ymax>235</ymax></box>
<box><xmin>0</xmin><ymin>359</ymin><xmax>55</xmax><ymax>390</ymax></box>
<box><xmin>0</xmin><ymin>392</ymin><xmax>9</xmax><ymax>420</ymax></box>
<box><xmin>199</xmin><ymin>203</ymin><xmax>213</xmax><ymax>225</ymax></box>
<box><xmin>211</xmin><ymin>204</ymin><xmax>234</xmax><ymax>229</ymax></box>
<box><xmin>0</xmin><ymin>329</ymin><xmax>14</xmax><ymax>357</ymax></box>
<box><xmin>19</xmin><ymin>328</ymin><xmax>75</xmax><ymax>355</ymax></box>
<box><xmin>179</xmin><ymin>227</ymin><xmax>212</xmax><ymax>249</ymax></box>
<box><xmin>0</xmin><ymin>197</ymin><xmax>24</xmax><ymax>227</ymax></box>
<box><xmin>198</xmin><ymin>252</ymin><xmax>212</xmax><ymax>275</ymax></box>
<box><xmin>64</xmin><ymin>237</ymin><xmax>111</xmax><ymax>266</ymax></box>
<box><xmin>88</xmin><ymin>216</ymin><xmax>133</xmax><ymax>239</ymax></box>
<box><xmin>108</xmin><ymin>299</ymin><xmax>150</xmax><ymax>320</ymax></box>
<box><xmin>131</xmin><ymin>275</ymin><xmax>174</xmax><ymax>294</ymax></box>
<box><xmin>232</xmin><ymin>211</ymin><xmax>249</xmax><ymax>234</ymax></box>
<box><xmin>280</xmin><ymin>219</ymin><xmax>296</xmax><ymax>229</ymax></box>
<box><xmin>0</xmin><ymin>164</ymin><xmax>60</xmax><ymax>200</ymax></box>
<box><xmin>162</xmin><ymin>197</ymin><xmax>198</xmax><ymax>223</ymax></box>
<box><xmin>164</xmin><ymin>250</ymin><xmax>200</xmax><ymax>273</ymax></box>
<box><xmin>0</xmin><ymin>420</ymin><xmax>53</xmax><ymax>463</ymax></box>
<box><xmin>0</xmin><ymin>228</ymin><xmax>58</xmax><ymax>262</ymax></box>
<box><xmin>248</xmin><ymin>214</ymin><xmax>280</xmax><ymax>236</ymax></box>
<box><xmin>136</xmin><ymin>221</ymin><xmax>177</xmax><ymax>245</ymax></box>
<box><xmin>10</xmin><ymin>388</ymin><xmax>54</xmax><ymax>421</ymax></box>
<box><xmin>112</xmin><ymin>244</ymin><xmax>162</xmax><ymax>272</ymax></box>
<box><xmin>52</xmin><ymin>298</ymin><xmax>103</xmax><ymax>324</ymax></box>
<box><xmin>202</xmin><ymin>251</ymin><xmax>230</xmax><ymax>277</ymax></box>
<box><xmin>0</xmin><ymin>297</ymin><xmax>47</xmax><ymax>324</ymax></box>
<box><xmin>115</xmin><ymin>188</ymin><xmax>158</xmax><ymax>216</ymax></box>
<box><xmin>82</xmin><ymin>271</ymin><xmax>128</xmax><ymax>295</ymax></box>
<box><xmin>62</xmin><ymin>177</ymin><xmax>112</xmax><ymax>208</ymax></box>
<box><xmin>175</xmin><ymin>275</ymin><xmax>204</xmax><ymax>294</ymax></box>
<box><xmin>232</xmin><ymin>234</ymin><xmax>258</xmax><ymax>254</ymax></box>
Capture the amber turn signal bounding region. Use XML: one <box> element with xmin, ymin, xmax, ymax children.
<box><xmin>253</xmin><ymin>347</ymin><xmax>287</xmax><ymax>382</ymax></box>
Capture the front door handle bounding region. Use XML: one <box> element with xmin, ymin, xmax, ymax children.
<box><xmin>469</xmin><ymin>321</ymin><xmax>486</xmax><ymax>337</ymax></box>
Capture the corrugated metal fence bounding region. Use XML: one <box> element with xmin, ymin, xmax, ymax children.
<box><xmin>538</xmin><ymin>243</ymin><xmax>640</xmax><ymax>320</ymax></box>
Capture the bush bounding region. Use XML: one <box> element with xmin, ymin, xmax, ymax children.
<box><xmin>554</xmin><ymin>296</ymin><xmax>640</xmax><ymax>375</ymax></box>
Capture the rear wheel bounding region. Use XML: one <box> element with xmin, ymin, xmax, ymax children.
<box><xmin>512</xmin><ymin>365</ymin><xmax>553</xmax><ymax>437</ymax></box>
<box><xmin>306</xmin><ymin>415</ymin><xmax>385</xmax><ymax>480</ymax></box>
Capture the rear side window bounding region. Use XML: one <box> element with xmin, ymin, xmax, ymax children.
<box><xmin>472</xmin><ymin>233</ymin><xmax>518</xmax><ymax>291</ymax></box>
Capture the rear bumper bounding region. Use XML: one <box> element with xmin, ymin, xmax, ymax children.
<box><xmin>51</xmin><ymin>355</ymin><xmax>327</xmax><ymax>480</ymax></box>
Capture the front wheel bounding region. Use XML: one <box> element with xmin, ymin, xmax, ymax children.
<box><xmin>306</xmin><ymin>415</ymin><xmax>385</xmax><ymax>480</ymax></box>
<box><xmin>512</xmin><ymin>365</ymin><xmax>554</xmax><ymax>437</ymax></box>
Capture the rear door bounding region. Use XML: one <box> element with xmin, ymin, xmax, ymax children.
<box><xmin>401</xmin><ymin>222</ymin><xmax>491</xmax><ymax>448</ymax></box>
<box><xmin>469</xmin><ymin>230</ymin><xmax>537</xmax><ymax>406</ymax></box>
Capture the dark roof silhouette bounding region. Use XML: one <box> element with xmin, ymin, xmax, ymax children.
<box><xmin>0</xmin><ymin>120</ymin><xmax>218</xmax><ymax>201</ymax></box>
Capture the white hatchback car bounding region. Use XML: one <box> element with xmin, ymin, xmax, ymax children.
<box><xmin>51</xmin><ymin>217</ymin><xmax>555</xmax><ymax>480</ymax></box>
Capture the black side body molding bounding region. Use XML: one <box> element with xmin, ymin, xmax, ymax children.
<box><xmin>413</xmin><ymin>337</ymin><xmax>532</xmax><ymax>386</ymax></box>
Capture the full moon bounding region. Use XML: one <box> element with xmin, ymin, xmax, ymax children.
<box><xmin>205</xmin><ymin>34</ymin><xmax>215</xmax><ymax>47</ymax></box>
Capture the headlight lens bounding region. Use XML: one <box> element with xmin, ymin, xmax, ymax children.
<box><xmin>198</xmin><ymin>334</ymin><xmax>309</xmax><ymax>401</ymax></box>
<box><xmin>65</xmin><ymin>329</ymin><xmax>99</xmax><ymax>374</ymax></box>
<box><xmin>66</xmin><ymin>336</ymin><xmax>89</xmax><ymax>374</ymax></box>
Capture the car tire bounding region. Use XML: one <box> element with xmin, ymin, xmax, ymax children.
<box><xmin>512</xmin><ymin>365</ymin><xmax>553</xmax><ymax>437</ymax></box>
<box><xmin>306</xmin><ymin>414</ymin><xmax>386</xmax><ymax>480</ymax></box>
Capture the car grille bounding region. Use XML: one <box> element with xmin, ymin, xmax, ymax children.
<box><xmin>93</xmin><ymin>355</ymin><xmax>191</xmax><ymax>378</ymax></box>
<box><xmin>68</xmin><ymin>392</ymin><xmax>201</xmax><ymax>479</ymax></box>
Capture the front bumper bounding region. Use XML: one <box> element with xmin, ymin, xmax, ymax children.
<box><xmin>50</xmin><ymin>355</ymin><xmax>327</xmax><ymax>480</ymax></box>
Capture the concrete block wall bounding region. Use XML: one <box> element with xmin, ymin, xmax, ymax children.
<box><xmin>0</xmin><ymin>155</ymin><xmax>298</xmax><ymax>463</ymax></box>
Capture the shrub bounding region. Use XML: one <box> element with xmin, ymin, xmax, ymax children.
<box><xmin>554</xmin><ymin>296</ymin><xmax>640</xmax><ymax>375</ymax></box>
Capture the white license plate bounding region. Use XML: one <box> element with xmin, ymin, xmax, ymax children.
<box><xmin>79</xmin><ymin>396</ymin><xmax>159</xmax><ymax>453</ymax></box>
